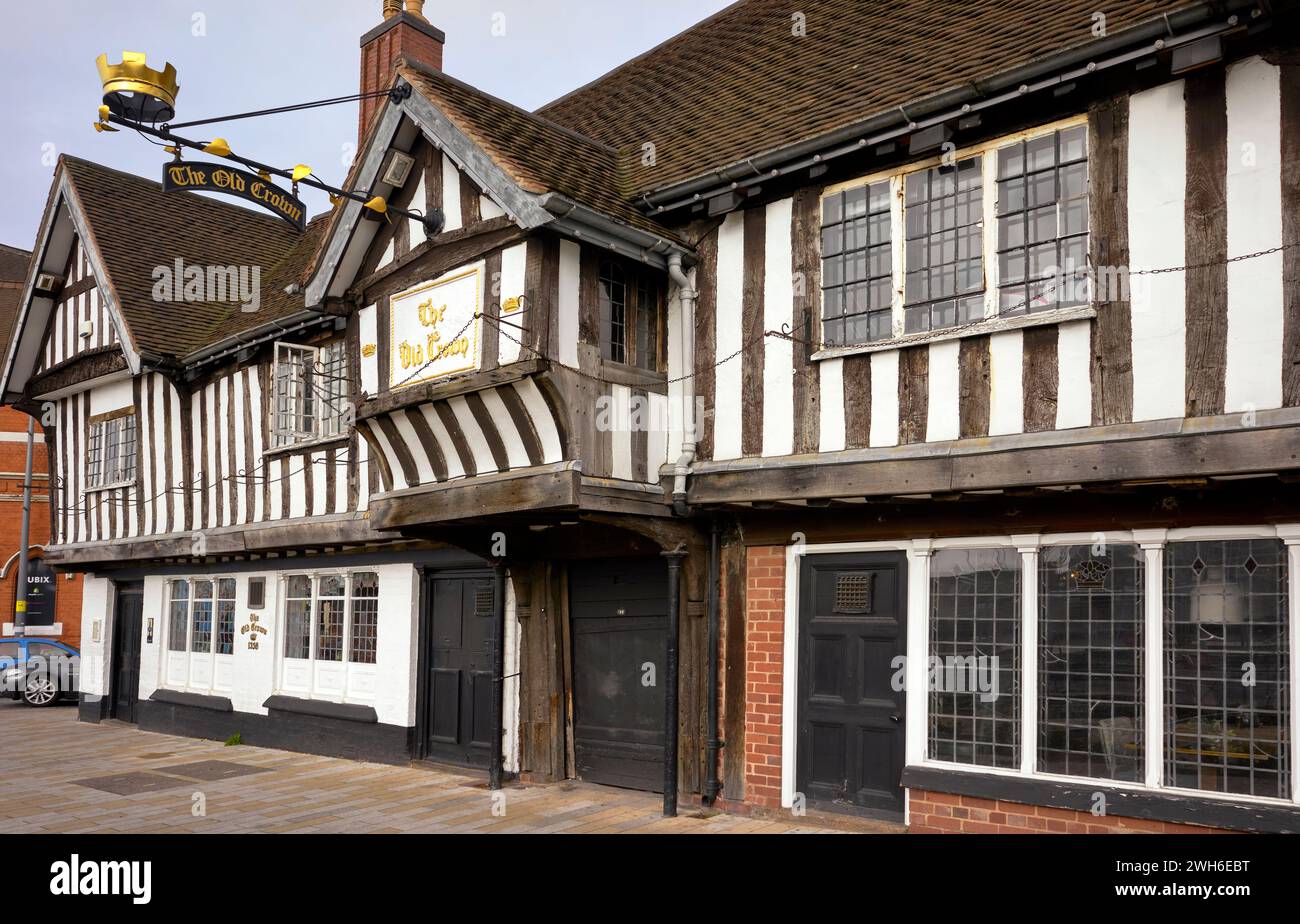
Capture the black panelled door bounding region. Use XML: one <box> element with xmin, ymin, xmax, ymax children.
<box><xmin>570</xmin><ymin>558</ymin><xmax>667</xmax><ymax>792</ymax></box>
<box><xmin>110</xmin><ymin>582</ymin><xmax>144</xmax><ymax>723</ymax></box>
<box><xmin>797</xmin><ymin>553</ymin><xmax>907</xmax><ymax>817</ymax></box>
<box><xmin>422</xmin><ymin>574</ymin><xmax>497</xmax><ymax>767</ymax></box>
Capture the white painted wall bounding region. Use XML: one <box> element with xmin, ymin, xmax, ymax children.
<box><xmin>819</xmin><ymin>357</ymin><xmax>846</xmax><ymax>452</ymax></box>
<box><xmin>77</xmin><ymin>575</ymin><xmax>113</xmax><ymax>698</ymax></box>
<box><xmin>557</xmin><ymin>239</ymin><xmax>581</xmax><ymax>368</ymax></box>
<box><xmin>713</xmin><ymin>212</ymin><xmax>745</xmax><ymax>460</ymax></box>
<box><xmin>1128</xmin><ymin>79</ymin><xmax>1187</xmax><ymax>422</ymax></box>
<box><xmin>925</xmin><ymin>340</ymin><xmax>960</xmax><ymax>442</ymax></box>
<box><xmin>128</xmin><ymin>562</ymin><xmax>423</xmax><ymax>728</ymax></box>
<box><xmin>762</xmin><ymin>198</ymin><xmax>795</xmax><ymax>457</ymax></box>
<box><xmin>1224</xmin><ymin>56</ymin><xmax>1284</xmax><ymax>415</ymax></box>
<box><xmin>869</xmin><ymin>350</ymin><xmax>899</xmax><ymax>447</ymax></box>
<box><xmin>988</xmin><ymin>330</ymin><xmax>1024</xmax><ymax>436</ymax></box>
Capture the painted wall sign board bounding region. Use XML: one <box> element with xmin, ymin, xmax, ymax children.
<box><xmin>389</xmin><ymin>263</ymin><xmax>484</xmax><ymax>390</ymax></box>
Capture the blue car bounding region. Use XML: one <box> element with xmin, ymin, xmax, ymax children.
<box><xmin>0</xmin><ymin>638</ymin><xmax>80</xmax><ymax>706</ymax></box>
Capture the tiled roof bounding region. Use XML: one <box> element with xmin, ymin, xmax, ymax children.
<box><xmin>60</xmin><ymin>157</ymin><xmax>318</xmax><ymax>360</ymax></box>
<box><xmin>537</xmin><ymin>0</ymin><xmax>1196</xmax><ymax>196</ymax></box>
<box><xmin>0</xmin><ymin>244</ymin><xmax>31</xmax><ymax>363</ymax></box>
<box><xmin>0</xmin><ymin>244</ymin><xmax>31</xmax><ymax>285</ymax></box>
<box><xmin>398</xmin><ymin>61</ymin><xmax>685</xmax><ymax>243</ymax></box>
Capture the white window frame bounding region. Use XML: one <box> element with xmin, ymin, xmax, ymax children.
<box><xmin>270</xmin><ymin>339</ymin><xmax>348</xmax><ymax>450</ymax></box>
<box><xmin>162</xmin><ymin>575</ymin><xmax>237</xmax><ymax>695</ymax></box>
<box><xmin>780</xmin><ymin>525</ymin><xmax>1300</xmax><ymax>814</ymax></box>
<box><xmin>815</xmin><ymin>115</ymin><xmax>1092</xmax><ymax>358</ymax></box>
<box><xmin>274</xmin><ymin>570</ymin><xmax>380</xmax><ymax>704</ymax></box>
<box><xmin>85</xmin><ymin>410</ymin><xmax>138</xmax><ymax>491</ymax></box>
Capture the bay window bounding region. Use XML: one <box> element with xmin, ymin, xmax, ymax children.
<box><xmin>910</xmin><ymin>528</ymin><xmax>1295</xmax><ymax>805</ymax></box>
<box><xmin>819</xmin><ymin>119</ymin><xmax>1091</xmax><ymax>348</ymax></box>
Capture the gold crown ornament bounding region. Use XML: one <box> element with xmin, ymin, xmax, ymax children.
<box><xmin>96</xmin><ymin>51</ymin><xmax>180</xmax><ymax>123</ymax></box>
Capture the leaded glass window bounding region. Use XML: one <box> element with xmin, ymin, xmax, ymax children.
<box><xmin>928</xmin><ymin>548</ymin><xmax>1021</xmax><ymax>769</ymax></box>
<box><xmin>996</xmin><ymin>126</ymin><xmax>1089</xmax><ymax>315</ymax></box>
<box><xmin>821</xmin><ymin>180</ymin><xmax>893</xmax><ymax>346</ymax></box>
<box><xmin>284</xmin><ymin>574</ymin><xmax>312</xmax><ymax>660</ymax></box>
<box><xmin>1164</xmin><ymin>539</ymin><xmax>1290</xmax><ymax>799</ymax></box>
<box><xmin>1038</xmin><ymin>544</ymin><xmax>1145</xmax><ymax>781</ymax></box>
<box><xmin>903</xmin><ymin>157</ymin><xmax>986</xmax><ymax>334</ymax></box>
<box><xmin>167</xmin><ymin>579</ymin><xmax>189</xmax><ymax>652</ymax></box>
<box><xmin>215</xmin><ymin>578</ymin><xmax>236</xmax><ymax>656</ymax></box>
<box><xmin>191</xmin><ymin>579</ymin><xmax>213</xmax><ymax>655</ymax></box>
<box><xmin>349</xmin><ymin>572</ymin><xmax>379</xmax><ymax>665</ymax></box>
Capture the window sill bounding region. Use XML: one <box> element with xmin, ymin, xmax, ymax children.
<box><xmin>83</xmin><ymin>481</ymin><xmax>136</xmax><ymax>495</ymax></box>
<box><xmin>149</xmin><ymin>688</ymin><xmax>233</xmax><ymax>713</ymax></box>
<box><xmin>263</xmin><ymin>694</ymin><xmax>378</xmax><ymax>724</ymax></box>
<box><xmin>811</xmin><ymin>305</ymin><xmax>1096</xmax><ymax>362</ymax></box>
<box><xmin>262</xmin><ymin>433</ymin><xmax>350</xmax><ymax>459</ymax></box>
<box><xmin>901</xmin><ymin>763</ymin><xmax>1300</xmax><ymax>834</ymax></box>
<box><xmin>595</xmin><ymin>358</ymin><xmax>667</xmax><ymax>390</ymax></box>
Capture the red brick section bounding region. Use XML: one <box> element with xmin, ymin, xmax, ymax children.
<box><xmin>744</xmin><ymin>546</ymin><xmax>786</xmax><ymax>808</ymax></box>
<box><xmin>0</xmin><ymin>406</ymin><xmax>83</xmax><ymax>648</ymax></box>
<box><xmin>908</xmin><ymin>791</ymin><xmax>1233</xmax><ymax>834</ymax></box>
<box><xmin>358</xmin><ymin>16</ymin><xmax>444</xmax><ymax>142</ymax></box>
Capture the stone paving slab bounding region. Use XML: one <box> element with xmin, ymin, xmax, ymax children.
<box><xmin>0</xmin><ymin>699</ymin><xmax>858</xmax><ymax>835</ymax></box>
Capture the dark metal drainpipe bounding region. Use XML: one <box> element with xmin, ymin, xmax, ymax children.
<box><xmin>703</xmin><ymin>519</ymin><xmax>723</xmax><ymax>804</ymax></box>
<box><xmin>662</xmin><ymin>547</ymin><xmax>687</xmax><ymax>817</ymax></box>
<box><xmin>489</xmin><ymin>560</ymin><xmax>507</xmax><ymax>791</ymax></box>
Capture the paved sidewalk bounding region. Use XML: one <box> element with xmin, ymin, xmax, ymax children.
<box><xmin>0</xmin><ymin>700</ymin><xmax>850</xmax><ymax>834</ymax></box>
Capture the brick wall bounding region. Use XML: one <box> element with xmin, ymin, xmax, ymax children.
<box><xmin>744</xmin><ymin>546</ymin><xmax>786</xmax><ymax>807</ymax></box>
<box><xmin>907</xmin><ymin>791</ymin><xmax>1231</xmax><ymax>834</ymax></box>
<box><xmin>0</xmin><ymin>406</ymin><xmax>83</xmax><ymax>648</ymax></box>
<box><xmin>359</xmin><ymin>17</ymin><xmax>445</xmax><ymax>141</ymax></box>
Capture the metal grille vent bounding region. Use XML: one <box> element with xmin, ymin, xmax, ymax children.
<box><xmin>834</xmin><ymin>572</ymin><xmax>874</xmax><ymax>614</ymax></box>
<box><xmin>475</xmin><ymin>583</ymin><xmax>495</xmax><ymax>617</ymax></box>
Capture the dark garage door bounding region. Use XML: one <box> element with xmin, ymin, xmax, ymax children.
<box><xmin>570</xmin><ymin>558</ymin><xmax>667</xmax><ymax>792</ymax></box>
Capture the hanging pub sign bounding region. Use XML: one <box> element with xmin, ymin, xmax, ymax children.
<box><xmin>23</xmin><ymin>556</ymin><xmax>57</xmax><ymax>628</ymax></box>
<box><xmin>161</xmin><ymin>161</ymin><xmax>306</xmax><ymax>230</ymax></box>
<box><xmin>389</xmin><ymin>263</ymin><xmax>483</xmax><ymax>389</ymax></box>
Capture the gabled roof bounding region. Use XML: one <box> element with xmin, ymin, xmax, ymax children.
<box><xmin>398</xmin><ymin>61</ymin><xmax>670</xmax><ymax>238</ymax></box>
<box><xmin>60</xmin><ymin>157</ymin><xmax>309</xmax><ymax>358</ymax></box>
<box><xmin>2</xmin><ymin>156</ymin><xmax>331</xmax><ymax>399</ymax></box>
<box><xmin>537</xmin><ymin>0</ymin><xmax>1199</xmax><ymax>197</ymax></box>
<box><xmin>305</xmin><ymin>63</ymin><xmax>694</xmax><ymax>306</ymax></box>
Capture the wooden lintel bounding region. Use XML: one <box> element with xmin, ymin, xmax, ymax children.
<box><xmin>688</xmin><ymin>424</ymin><xmax>1300</xmax><ymax>505</ymax></box>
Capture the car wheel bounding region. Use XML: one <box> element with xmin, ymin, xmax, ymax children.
<box><xmin>22</xmin><ymin>677</ymin><xmax>58</xmax><ymax>707</ymax></box>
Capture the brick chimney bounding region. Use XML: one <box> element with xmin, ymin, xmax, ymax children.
<box><xmin>358</xmin><ymin>0</ymin><xmax>445</xmax><ymax>142</ymax></box>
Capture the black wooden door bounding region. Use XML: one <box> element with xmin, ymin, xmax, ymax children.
<box><xmin>422</xmin><ymin>574</ymin><xmax>496</xmax><ymax>767</ymax></box>
<box><xmin>110</xmin><ymin>582</ymin><xmax>144</xmax><ymax>723</ymax></box>
<box><xmin>570</xmin><ymin>558</ymin><xmax>667</xmax><ymax>792</ymax></box>
<box><xmin>797</xmin><ymin>553</ymin><xmax>907</xmax><ymax>817</ymax></box>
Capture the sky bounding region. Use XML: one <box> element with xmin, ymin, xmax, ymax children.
<box><xmin>0</xmin><ymin>0</ymin><xmax>733</xmax><ymax>251</ymax></box>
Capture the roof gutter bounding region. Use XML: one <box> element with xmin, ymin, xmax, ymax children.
<box><xmin>536</xmin><ymin>192</ymin><xmax>695</xmax><ymax>270</ymax></box>
<box><xmin>179</xmin><ymin>309</ymin><xmax>341</xmax><ymax>371</ymax></box>
<box><xmin>639</xmin><ymin>0</ymin><xmax>1264</xmax><ymax>215</ymax></box>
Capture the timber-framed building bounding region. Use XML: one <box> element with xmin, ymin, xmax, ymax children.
<box><xmin>4</xmin><ymin>0</ymin><xmax>1300</xmax><ymax>833</ymax></box>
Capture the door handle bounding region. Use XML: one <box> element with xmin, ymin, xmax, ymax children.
<box><xmin>889</xmin><ymin>714</ymin><xmax>901</xmax><ymax>724</ymax></box>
